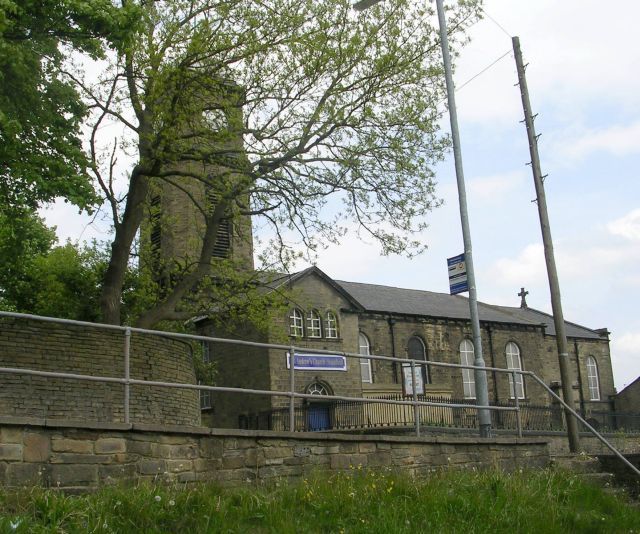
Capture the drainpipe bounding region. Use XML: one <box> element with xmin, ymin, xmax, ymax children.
<box><xmin>486</xmin><ymin>325</ymin><xmax>499</xmax><ymax>403</ymax></box>
<box><xmin>388</xmin><ymin>317</ymin><xmax>398</xmax><ymax>383</ymax></box>
<box><xmin>573</xmin><ymin>339</ymin><xmax>585</xmax><ymax>417</ymax></box>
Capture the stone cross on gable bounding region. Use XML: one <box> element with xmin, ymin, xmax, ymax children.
<box><xmin>518</xmin><ymin>287</ymin><xmax>529</xmax><ymax>308</ymax></box>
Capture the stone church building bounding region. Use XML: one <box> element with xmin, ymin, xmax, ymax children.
<box><xmin>195</xmin><ymin>265</ymin><xmax>615</xmax><ymax>431</ymax></box>
<box><xmin>144</xmin><ymin>89</ymin><xmax>616</xmax><ymax>433</ymax></box>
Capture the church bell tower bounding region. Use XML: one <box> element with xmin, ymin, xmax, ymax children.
<box><xmin>142</xmin><ymin>75</ymin><xmax>255</xmax><ymax>285</ymax></box>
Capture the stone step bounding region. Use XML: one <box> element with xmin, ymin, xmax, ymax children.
<box><xmin>579</xmin><ymin>471</ymin><xmax>616</xmax><ymax>488</ymax></box>
<box><xmin>550</xmin><ymin>453</ymin><xmax>601</xmax><ymax>474</ymax></box>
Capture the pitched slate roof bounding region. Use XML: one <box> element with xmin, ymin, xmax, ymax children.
<box><xmin>486</xmin><ymin>305</ymin><xmax>606</xmax><ymax>340</ymax></box>
<box><xmin>256</xmin><ymin>267</ymin><xmax>605</xmax><ymax>340</ymax></box>
<box><xmin>334</xmin><ymin>279</ymin><xmax>605</xmax><ymax>339</ymax></box>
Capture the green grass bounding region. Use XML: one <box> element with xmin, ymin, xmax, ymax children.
<box><xmin>0</xmin><ymin>468</ymin><xmax>638</xmax><ymax>533</ymax></box>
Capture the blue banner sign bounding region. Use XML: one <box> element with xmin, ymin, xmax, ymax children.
<box><xmin>447</xmin><ymin>253</ymin><xmax>468</xmax><ymax>295</ymax></box>
<box><xmin>286</xmin><ymin>352</ymin><xmax>347</xmax><ymax>371</ymax></box>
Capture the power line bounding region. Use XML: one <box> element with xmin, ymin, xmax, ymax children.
<box><xmin>480</xmin><ymin>7</ymin><xmax>512</xmax><ymax>38</ymax></box>
<box><xmin>455</xmin><ymin>49</ymin><xmax>512</xmax><ymax>92</ymax></box>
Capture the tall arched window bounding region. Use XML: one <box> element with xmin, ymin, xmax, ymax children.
<box><xmin>359</xmin><ymin>333</ymin><xmax>372</xmax><ymax>383</ymax></box>
<box><xmin>506</xmin><ymin>342</ymin><xmax>525</xmax><ymax>399</ymax></box>
<box><xmin>459</xmin><ymin>339</ymin><xmax>475</xmax><ymax>399</ymax></box>
<box><xmin>289</xmin><ymin>309</ymin><xmax>304</xmax><ymax>337</ymax></box>
<box><xmin>586</xmin><ymin>356</ymin><xmax>600</xmax><ymax>401</ymax></box>
<box><xmin>408</xmin><ymin>336</ymin><xmax>430</xmax><ymax>384</ymax></box>
<box><xmin>307</xmin><ymin>310</ymin><xmax>322</xmax><ymax>338</ymax></box>
<box><xmin>325</xmin><ymin>311</ymin><xmax>339</xmax><ymax>339</ymax></box>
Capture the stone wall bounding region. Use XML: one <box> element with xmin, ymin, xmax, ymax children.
<box><xmin>199</xmin><ymin>321</ymin><xmax>272</xmax><ymax>429</ymax></box>
<box><xmin>0</xmin><ymin>317</ymin><xmax>200</xmax><ymax>426</ymax></box>
<box><xmin>0</xmin><ymin>418</ymin><xmax>549</xmax><ymax>491</ymax></box>
<box><xmin>543</xmin><ymin>432</ymin><xmax>640</xmax><ymax>456</ymax></box>
<box><xmin>615</xmin><ymin>378</ymin><xmax>640</xmax><ymax>416</ymax></box>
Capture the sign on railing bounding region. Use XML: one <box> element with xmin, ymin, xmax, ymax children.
<box><xmin>286</xmin><ymin>352</ymin><xmax>347</xmax><ymax>371</ymax></box>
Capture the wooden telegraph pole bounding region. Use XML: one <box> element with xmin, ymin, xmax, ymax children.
<box><xmin>512</xmin><ymin>36</ymin><xmax>580</xmax><ymax>452</ymax></box>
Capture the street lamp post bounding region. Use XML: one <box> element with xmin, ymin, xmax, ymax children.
<box><xmin>354</xmin><ymin>0</ymin><xmax>492</xmax><ymax>437</ymax></box>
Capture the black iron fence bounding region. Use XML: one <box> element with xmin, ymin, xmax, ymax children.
<box><xmin>587</xmin><ymin>411</ymin><xmax>640</xmax><ymax>433</ymax></box>
<box><xmin>240</xmin><ymin>394</ymin><xmax>570</xmax><ymax>433</ymax></box>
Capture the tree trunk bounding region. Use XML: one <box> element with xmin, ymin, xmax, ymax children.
<box><xmin>133</xmin><ymin>202</ymin><xmax>228</xmax><ymax>328</ymax></box>
<box><xmin>100</xmin><ymin>169</ymin><xmax>150</xmax><ymax>325</ymax></box>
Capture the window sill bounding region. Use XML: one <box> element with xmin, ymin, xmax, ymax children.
<box><xmin>289</xmin><ymin>336</ymin><xmax>343</xmax><ymax>343</ymax></box>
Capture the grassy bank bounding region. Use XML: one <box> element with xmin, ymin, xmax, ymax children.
<box><xmin>0</xmin><ymin>468</ymin><xmax>638</xmax><ymax>533</ymax></box>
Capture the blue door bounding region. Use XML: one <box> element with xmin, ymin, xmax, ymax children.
<box><xmin>308</xmin><ymin>403</ymin><xmax>331</xmax><ymax>431</ymax></box>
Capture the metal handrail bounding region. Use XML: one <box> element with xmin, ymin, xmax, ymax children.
<box><xmin>0</xmin><ymin>366</ymin><xmax>519</xmax><ymax>411</ymax></box>
<box><xmin>1</xmin><ymin>310</ymin><xmax>639</xmax><ymax>477</ymax></box>
<box><xmin>526</xmin><ymin>373</ymin><xmax>640</xmax><ymax>477</ymax></box>
<box><xmin>0</xmin><ymin>310</ymin><xmax>524</xmax><ymax>372</ymax></box>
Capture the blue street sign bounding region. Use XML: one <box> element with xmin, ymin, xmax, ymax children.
<box><xmin>286</xmin><ymin>352</ymin><xmax>347</xmax><ymax>371</ymax></box>
<box><xmin>447</xmin><ymin>253</ymin><xmax>468</xmax><ymax>295</ymax></box>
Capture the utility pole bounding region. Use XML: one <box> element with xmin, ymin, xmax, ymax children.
<box><xmin>512</xmin><ymin>36</ymin><xmax>580</xmax><ymax>452</ymax></box>
<box><xmin>355</xmin><ymin>0</ymin><xmax>492</xmax><ymax>437</ymax></box>
<box><xmin>435</xmin><ymin>0</ymin><xmax>491</xmax><ymax>438</ymax></box>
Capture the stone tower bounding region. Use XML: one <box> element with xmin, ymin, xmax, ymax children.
<box><xmin>142</xmin><ymin>75</ymin><xmax>255</xmax><ymax>284</ymax></box>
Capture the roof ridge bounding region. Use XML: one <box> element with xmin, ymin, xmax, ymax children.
<box><xmin>336</xmin><ymin>279</ymin><xmax>463</xmax><ymax>298</ymax></box>
<box><xmin>495</xmin><ymin>304</ymin><xmax>603</xmax><ymax>335</ymax></box>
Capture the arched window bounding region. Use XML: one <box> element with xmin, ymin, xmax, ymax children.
<box><xmin>307</xmin><ymin>310</ymin><xmax>322</xmax><ymax>338</ymax></box>
<box><xmin>586</xmin><ymin>356</ymin><xmax>600</xmax><ymax>401</ymax></box>
<box><xmin>408</xmin><ymin>336</ymin><xmax>430</xmax><ymax>384</ymax></box>
<box><xmin>289</xmin><ymin>308</ymin><xmax>304</xmax><ymax>337</ymax></box>
<box><xmin>506</xmin><ymin>342</ymin><xmax>525</xmax><ymax>399</ymax></box>
<box><xmin>307</xmin><ymin>382</ymin><xmax>330</xmax><ymax>396</ymax></box>
<box><xmin>325</xmin><ymin>311</ymin><xmax>339</xmax><ymax>339</ymax></box>
<box><xmin>359</xmin><ymin>333</ymin><xmax>372</xmax><ymax>383</ymax></box>
<box><xmin>459</xmin><ymin>339</ymin><xmax>475</xmax><ymax>399</ymax></box>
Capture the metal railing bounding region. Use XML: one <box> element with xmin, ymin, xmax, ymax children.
<box><xmin>0</xmin><ymin>310</ymin><xmax>639</xmax><ymax>478</ymax></box>
<box><xmin>587</xmin><ymin>411</ymin><xmax>640</xmax><ymax>433</ymax></box>
<box><xmin>245</xmin><ymin>395</ymin><xmax>569</xmax><ymax>433</ymax></box>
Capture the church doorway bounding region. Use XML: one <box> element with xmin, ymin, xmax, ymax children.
<box><xmin>306</xmin><ymin>381</ymin><xmax>332</xmax><ymax>431</ymax></box>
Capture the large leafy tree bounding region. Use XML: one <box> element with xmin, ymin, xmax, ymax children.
<box><xmin>0</xmin><ymin>0</ymin><xmax>138</xmax><ymax>211</ymax></box>
<box><xmin>72</xmin><ymin>0</ymin><xmax>480</xmax><ymax>327</ymax></box>
<box><xmin>0</xmin><ymin>211</ymin><xmax>107</xmax><ymax>320</ymax></box>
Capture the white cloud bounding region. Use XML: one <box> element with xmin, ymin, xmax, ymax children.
<box><xmin>611</xmin><ymin>332</ymin><xmax>640</xmax><ymax>391</ymax></box>
<box><xmin>491</xmin><ymin>243</ymin><xmax>546</xmax><ymax>285</ymax></box>
<box><xmin>607</xmin><ymin>209</ymin><xmax>640</xmax><ymax>241</ymax></box>
<box><xmin>468</xmin><ymin>170</ymin><xmax>526</xmax><ymax>202</ymax></box>
<box><xmin>455</xmin><ymin>1</ymin><xmax>640</xmax><ymax>125</ymax></box>
<box><xmin>39</xmin><ymin>199</ymin><xmax>112</xmax><ymax>245</ymax></box>
<box><xmin>489</xmin><ymin>237</ymin><xmax>640</xmax><ymax>285</ymax></box>
<box><xmin>615</xmin><ymin>332</ymin><xmax>640</xmax><ymax>354</ymax></box>
<box><xmin>559</xmin><ymin>122</ymin><xmax>640</xmax><ymax>161</ymax></box>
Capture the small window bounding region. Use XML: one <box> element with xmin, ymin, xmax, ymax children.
<box><xmin>202</xmin><ymin>108</ymin><xmax>228</xmax><ymax>130</ymax></box>
<box><xmin>325</xmin><ymin>311</ymin><xmax>339</xmax><ymax>339</ymax></box>
<box><xmin>289</xmin><ymin>309</ymin><xmax>304</xmax><ymax>337</ymax></box>
<box><xmin>408</xmin><ymin>336</ymin><xmax>430</xmax><ymax>384</ymax></box>
<box><xmin>459</xmin><ymin>339</ymin><xmax>475</xmax><ymax>399</ymax></box>
<box><xmin>586</xmin><ymin>356</ymin><xmax>600</xmax><ymax>401</ymax></box>
<box><xmin>307</xmin><ymin>382</ymin><xmax>330</xmax><ymax>396</ymax></box>
<box><xmin>205</xmin><ymin>186</ymin><xmax>232</xmax><ymax>259</ymax></box>
<box><xmin>150</xmin><ymin>195</ymin><xmax>162</xmax><ymax>251</ymax></box>
<box><xmin>359</xmin><ymin>333</ymin><xmax>372</xmax><ymax>384</ymax></box>
<box><xmin>200</xmin><ymin>341</ymin><xmax>212</xmax><ymax>410</ymax></box>
<box><xmin>199</xmin><ymin>383</ymin><xmax>212</xmax><ymax>410</ymax></box>
<box><xmin>506</xmin><ymin>342</ymin><xmax>525</xmax><ymax>399</ymax></box>
<box><xmin>307</xmin><ymin>310</ymin><xmax>322</xmax><ymax>338</ymax></box>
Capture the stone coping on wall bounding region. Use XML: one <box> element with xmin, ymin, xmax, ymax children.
<box><xmin>0</xmin><ymin>416</ymin><xmax>552</xmax><ymax>491</ymax></box>
<box><xmin>0</xmin><ymin>415</ymin><xmax>548</xmax><ymax>447</ymax></box>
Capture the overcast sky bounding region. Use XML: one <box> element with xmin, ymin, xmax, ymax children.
<box><xmin>43</xmin><ymin>0</ymin><xmax>640</xmax><ymax>391</ymax></box>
